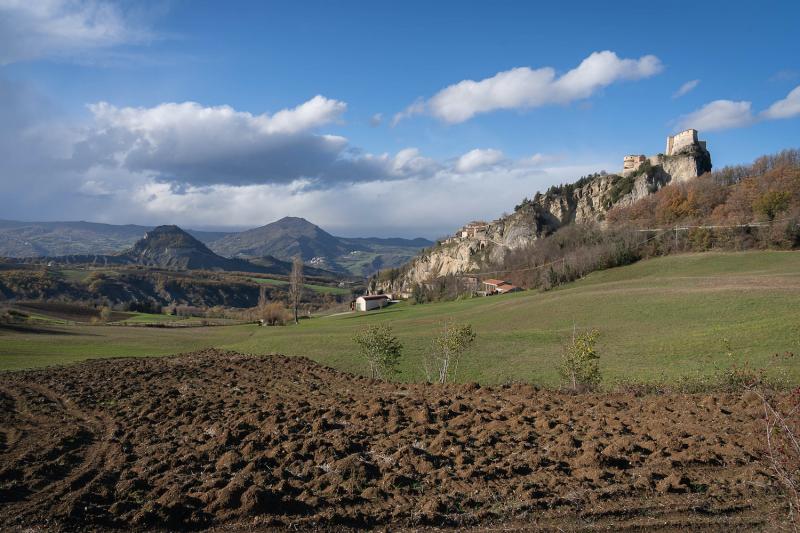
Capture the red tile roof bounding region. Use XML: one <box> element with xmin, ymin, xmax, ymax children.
<box><xmin>497</xmin><ymin>284</ymin><xmax>520</xmax><ymax>292</ymax></box>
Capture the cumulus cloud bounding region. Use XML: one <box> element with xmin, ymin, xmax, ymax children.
<box><xmin>395</xmin><ymin>51</ymin><xmax>662</xmax><ymax>124</ymax></box>
<box><xmin>455</xmin><ymin>148</ymin><xmax>504</xmax><ymax>173</ymax></box>
<box><xmin>761</xmin><ymin>85</ymin><xmax>800</xmax><ymax>120</ymax></box>
<box><xmin>71</xmin><ymin>96</ymin><xmax>391</xmax><ymax>186</ymax></box>
<box><xmin>673</xmin><ymin>79</ymin><xmax>700</xmax><ymax>98</ymax></box>
<box><xmin>677</xmin><ymin>99</ymin><xmax>755</xmax><ymax>131</ymax></box>
<box><xmin>0</xmin><ymin>0</ymin><xmax>152</xmax><ymax>64</ymax></box>
<box><xmin>676</xmin><ymin>85</ymin><xmax>800</xmax><ymax>131</ymax></box>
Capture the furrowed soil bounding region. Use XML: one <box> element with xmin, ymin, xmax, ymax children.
<box><xmin>0</xmin><ymin>350</ymin><xmax>789</xmax><ymax>531</ymax></box>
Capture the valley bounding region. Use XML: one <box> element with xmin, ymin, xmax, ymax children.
<box><xmin>3</xmin><ymin>251</ymin><xmax>798</xmax><ymax>386</ymax></box>
<box><xmin>2</xmin><ymin>5</ymin><xmax>799</xmax><ymax>528</ymax></box>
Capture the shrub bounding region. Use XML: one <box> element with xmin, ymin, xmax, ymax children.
<box><xmin>260</xmin><ymin>302</ymin><xmax>289</xmax><ymax>326</ymax></box>
<box><xmin>353</xmin><ymin>324</ymin><xmax>403</xmax><ymax>379</ymax></box>
<box><xmin>754</xmin><ymin>190</ymin><xmax>791</xmax><ymax>221</ymax></box>
<box><xmin>757</xmin><ymin>387</ymin><xmax>800</xmax><ymax>527</ymax></box>
<box><xmin>424</xmin><ymin>321</ymin><xmax>476</xmax><ymax>384</ymax></box>
<box><xmin>560</xmin><ymin>328</ymin><xmax>601</xmax><ymax>392</ymax></box>
<box><xmin>99</xmin><ymin>306</ymin><xmax>113</xmax><ymax>323</ymax></box>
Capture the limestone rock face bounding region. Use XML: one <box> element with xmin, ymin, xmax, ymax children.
<box><xmin>397</xmin><ymin>205</ymin><xmax>556</xmax><ymax>288</ymax></box>
<box><xmin>387</xmin><ymin>137</ymin><xmax>712</xmax><ymax>289</ymax></box>
<box><xmin>656</xmin><ymin>146</ymin><xmax>712</xmax><ymax>183</ymax></box>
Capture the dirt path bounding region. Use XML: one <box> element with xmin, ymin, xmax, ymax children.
<box><xmin>0</xmin><ymin>350</ymin><xmax>790</xmax><ymax>531</ymax></box>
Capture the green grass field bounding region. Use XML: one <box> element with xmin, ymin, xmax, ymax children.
<box><xmin>248</xmin><ymin>277</ymin><xmax>351</xmax><ymax>295</ymax></box>
<box><xmin>3</xmin><ymin>251</ymin><xmax>799</xmax><ymax>385</ymax></box>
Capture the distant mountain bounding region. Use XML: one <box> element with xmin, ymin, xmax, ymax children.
<box><xmin>0</xmin><ymin>219</ymin><xmax>231</xmax><ymax>258</ymax></box>
<box><xmin>0</xmin><ymin>217</ymin><xmax>433</xmax><ymax>277</ymax></box>
<box><xmin>205</xmin><ymin>217</ymin><xmax>433</xmax><ymax>276</ymax></box>
<box><xmin>124</xmin><ymin>225</ymin><xmax>245</xmax><ymax>271</ymax></box>
<box><xmin>21</xmin><ymin>225</ymin><xmax>336</xmax><ymax>277</ymax></box>
<box><xmin>208</xmin><ymin>217</ymin><xmax>350</xmax><ymax>261</ymax></box>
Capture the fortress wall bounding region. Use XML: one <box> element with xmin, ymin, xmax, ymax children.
<box><xmin>666</xmin><ymin>129</ymin><xmax>698</xmax><ymax>155</ymax></box>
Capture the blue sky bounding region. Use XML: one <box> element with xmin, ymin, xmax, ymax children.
<box><xmin>1</xmin><ymin>0</ymin><xmax>798</xmax><ymax>237</ymax></box>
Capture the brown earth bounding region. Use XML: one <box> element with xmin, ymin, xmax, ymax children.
<box><xmin>0</xmin><ymin>350</ymin><xmax>790</xmax><ymax>531</ymax></box>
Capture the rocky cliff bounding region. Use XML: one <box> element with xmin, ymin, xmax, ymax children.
<box><xmin>385</xmin><ymin>136</ymin><xmax>712</xmax><ymax>291</ymax></box>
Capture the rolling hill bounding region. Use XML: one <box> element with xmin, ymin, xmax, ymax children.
<box><xmin>3</xmin><ymin>251</ymin><xmax>799</xmax><ymax>386</ymax></box>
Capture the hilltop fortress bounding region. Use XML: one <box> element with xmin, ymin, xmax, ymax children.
<box><xmin>380</xmin><ymin>129</ymin><xmax>713</xmax><ymax>291</ymax></box>
<box><xmin>622</xmin><ymin>129</ymin><xmax>711</xmax><ymax>182</ymax></box>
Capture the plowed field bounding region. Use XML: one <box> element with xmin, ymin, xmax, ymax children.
<box><xmin>0</xmin><ymin>350</ymin><xmax>789</xmax><ymax>531</ymax></box>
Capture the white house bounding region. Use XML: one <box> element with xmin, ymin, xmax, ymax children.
<box><xmin>355</xmin><ymin>294</ymin><xmax>390</xmax><ymax>311</ymax></box>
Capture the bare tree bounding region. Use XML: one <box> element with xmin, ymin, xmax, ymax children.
<box><xmin>257</xmin><ymin>284</ymin><xmax>267</xmax><ymax>316</ymax></box>
<box><xmin>424</xmin><ymin>321</ymin><xmax>476</xmax><ymax>383</ymax></box>
<box><xmin>289</xmin><ymin>256</ymin><xmax>304</xmax><ymax>324</ymax></box>
<box><xmin>353</xmin><ymin>324</ymin><xmax>403</xmax><ymax>379</ymax></box>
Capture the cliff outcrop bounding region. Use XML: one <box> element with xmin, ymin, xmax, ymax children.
<box><xmin>384</xmin><ymin>132</ymin><xmax>712</xmax><ymax>292</ymax></box>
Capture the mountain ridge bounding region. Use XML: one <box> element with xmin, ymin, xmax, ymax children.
<box><xmin>0</xmin><ymin>217</ymin><xmax>432</xmax><ymax>276</ymax></box>
<box><xmin>17</xmin><ymin>225</ymin><xmax>338</xmax><ymax>278</ymax></box>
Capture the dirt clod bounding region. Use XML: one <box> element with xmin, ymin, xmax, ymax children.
<box><xmin>0</xmin><ymin>349</ymin><xmax>787</xmax><ymax>530</ymax></box>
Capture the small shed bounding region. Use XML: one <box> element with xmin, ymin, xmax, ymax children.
<box><xmin>355</xmin><ymin>294</ymin><xmax>390</xmax><ymax>311</ymax></box>
<box><xmin>482</xmin><ymin>278</ymin><xmax>509</xmax><ymax>293</ymax></box>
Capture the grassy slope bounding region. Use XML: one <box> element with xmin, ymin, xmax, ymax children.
<box><xmin>0</xmin><ymin>324</ymin><xmax>258</xmax><ymax>370</ymax></box>
<box><xmin>2</xmin><ymin>251</ymin><xmax>799</xmax><ymax>385</ymax></box>
<box><xmin>248</xmin><ymin>277</ymin><xmax>351</xmax><ymax>295</ymax></box>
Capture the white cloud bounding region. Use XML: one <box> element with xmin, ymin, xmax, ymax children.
<box><xmin>396</xmin><ymin>51</ymin><xmax>662</xmax><ymax>124</ymax></box>
<box><xmin>677</xmin><ymin>99</ymin><xmax>755</xmax><ymax>131</ymax></box>
<box><xmin>0</xmin><ymin>0</ymin><xmax>152</xmax><ymax>64</ymax></box>
<box><xmin>455</xmin><ymin>148</ymin><xmax>504</xmax><ymax>173</ymax></box>
<box><xmin>391</xmin><ymin>148</ymin><xmax>438</xmax><ymax>175</ymax></box>
<box><xmin>72</xmin><ymin>96</ymin><xmax>385</xmax><ymax>186</ymax></box>
<box><xmin>89</xmin><ymin>95</ymin><xmax>345</xmax><ymax>136</ymax></box>
<box><xmin>369</xmin><ymin>113</ymin><xmax>383</xmax><ymax>127</ymax></box>
<box><xmin>263</xmin><ymin>95</ymin><xmax>347</xmax><ymax>134</ymax></box>
<box><xmin>92</xmin><ymin>158</ymin><xmax>607</xmax><ymax>237</ymax></box>
<box><xmin>391</xmin><ymin>98</ymin><xmax>425</xmax><ymax>126</ymax></box>
<box><xmin>673</xmin><ymin>79</ymin><xmax>700</xmax><ymax>98</ymax></box>
<box><xmin>524</xmin><ymin>153</ymin><xmax>562</xmax><ymax>167</ymax></box>
<box><xmin>761</xmin><ymin>85</ymin><xmax>800</xmax><ymax>120</ymax></box>
<box><xmin>674</xmin><ymin>85</ymin><xmax>800</xmax><ymax>131</ymax></box>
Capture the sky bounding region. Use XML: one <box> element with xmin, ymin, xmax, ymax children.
<box><xmin>1</xmin><ymin>1</ymin><xmax>798</xmax><ymax>238</ymax></box>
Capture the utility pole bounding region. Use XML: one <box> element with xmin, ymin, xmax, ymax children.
<box><xmin>674</xmin><ymin>225</ymin><xmax>679</xmax><ymax>250</ymax></box>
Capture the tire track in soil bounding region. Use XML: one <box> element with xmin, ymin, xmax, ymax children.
<box><xmin>0</xmin><ymin>381</ymin><xmax>123</xmax><ymax>528</ymax></box>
